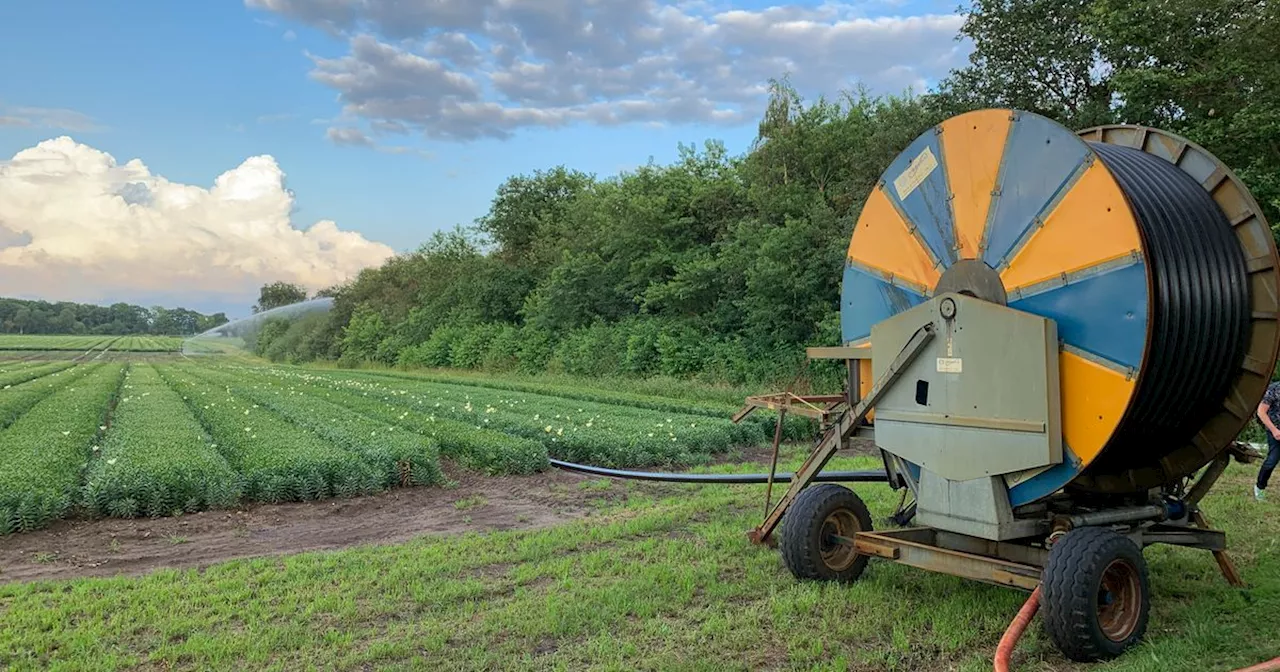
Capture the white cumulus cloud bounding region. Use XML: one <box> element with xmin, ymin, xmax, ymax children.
<box><xmin>0</xmin><ymin>137</ymin><xmax>394</xmax><ymax>309</ymax></box>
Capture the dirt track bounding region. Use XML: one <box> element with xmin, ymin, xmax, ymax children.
<box><xmin>0</xmin><ymin>467</ymin><xmax>608</xmax><ymax>583</ymax></box>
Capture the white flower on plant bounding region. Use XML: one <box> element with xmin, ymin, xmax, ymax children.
<box><xmin>107</xmin><ymin>458</ymin><xmax>116</xmax><ymax>465</ymax></box>
<box><xmin>62</xmin><ymin>430</ymin><xmax>70</xmax><ymax>436</ymax></box>
<box><xmin>544</xmin><ymin>425</ymin><xmax>553</xmax><ymax>433</ymax></box>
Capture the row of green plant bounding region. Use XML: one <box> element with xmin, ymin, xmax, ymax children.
<box><xmin>109</xmin><ymin>336</ymin><xmax>184</xmax><ymax>352</ymax></box>
<box><xmin>246</xmin><ymin>366</ymin><xmax>758</xmax><ymax>467</ymax></box>
<box><xmin>0</xmin><ymin>364</ymin><xmax>124</xmax><ymax>534</ymax></box>
<box><xmin>0</xmin><ymin>334</ymin><xmax>115</xmax><ymax>351</ymax></box>
<box><xmin>157</xmin><ymin>368</ymin><xmax>387</xmax><ymax>504</ymax></box>
<box><xmin>175</xmin><ymin>365</ymin><xmax>445</xmax><ymax>489</ymax></box>
<box><xmin>0</xmin><ymin>361</ymin><xmax>77</xmax><ymax>389</ymax></box>
<box><xmin>0</xmin><ymin>364</ymin><xmax>97</xmax><ymax>430</ymax></box>
<box><xmin>340</xmin><ymin>367</ymin><xmax>818</xmax><ymax>441</ymax></box>
<box><xmin>83</xmin><ymin>365</ymin><xmax>242</xmax><ymax>519</ymax></box>
<box><xmin>205</xmin><ymin>366</ymin><xmax>548</xmax><ymax>475</ymax></box>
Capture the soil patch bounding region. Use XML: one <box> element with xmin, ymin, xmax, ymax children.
<box><xmin>0</xmin><ymin>467</ymin><xmax>602</xmax><ymax>584</ymax></box>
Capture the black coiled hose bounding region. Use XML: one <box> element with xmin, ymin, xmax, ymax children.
<box><xmin>1087</xmin><ymin>143</ymin><xmax>1251</xmax><ymax>476</ymax></box>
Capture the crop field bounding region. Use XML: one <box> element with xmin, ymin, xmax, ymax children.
<box><xmin>1</xmin><ymin>360</ymin><xmax>1276</xmax><ymax>672</ymax></box>
<box><xmin>0</xmin><ymin>360</ymin><xmax>771</xmax><ymax>535</ymax></box>
<box><xmin>0</xmin><ymin>335</ymin><xmax>184</xmax><ymax>353</ymax></box>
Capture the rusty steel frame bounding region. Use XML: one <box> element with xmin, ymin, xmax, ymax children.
<box><xmin>844</xmin><ymin>529</ymin><xmax>1044</xmax><ymax>591</ymax></box>
<box><xmin>748</xmin><ymin>322</ymin><xmax>935</xmax><ymax>544</ymax></box>
<box><xmin>823</xmin><ymin>509</ymin><xmax>1239</xmax><ymax>594</ymax></box>
<box><xmin>732</xmin><ymin>392</ymin><xmax>846</xmax><ymax>424</ymax></box>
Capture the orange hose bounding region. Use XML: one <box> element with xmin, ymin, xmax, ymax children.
<box><xmin>994</xmin><ymin>586</ymin><xmax>1042</xmax><ymax>672</ymax></box>
<box><xmin>1233</xmin><ymin>658</ymin><xmax>1280</xmax><ymax>672</ymax></box>
<box><xmin>991</xmin><ymin>585</ymin><xmax>1275</xmax><ymax>672</ymax></box>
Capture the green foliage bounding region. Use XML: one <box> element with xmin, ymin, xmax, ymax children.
<box><xmin>0</xmin><ymin>361</ymin><xmax>77</xmax><ymax>388</ymax></box>
<box><xmin>0</xmin><ymin>297</ymin><xmax>226</xmax><ymax>336</ymax></box>
<box><xmin>84</xmin><ymin>365</ymin><xmax>242</xmax><ymax>519</ymax></box>
<box><xmin>0</xmin><ymin>364</ymin><xmax>95</xmax><ymax>430</ymax></box>
<box><xmin>158</xmin><ymin>367</ymin><xmax>383</xmax><ymax>503</ymax></box>
<box><xmin>275</xmin><ymin>368</ymin><xmax>758</xmax><ymax>468</ymax></box>
<box><xmin>254</xmin><ymin>313</ymin><xmax>333</xmax><ymax>363</ymax></box>
<box><xmin>0</xmin><ymin>364</ymin><xmax>123</xmax><ymax>535</ymax></box>
<box><xmin>234</xmin><ymin>367</ymin><xmax>548</xmax><ymax>475</ymax></box>
<box><xmin>185</xmin><ymin>367</ymin><xmax>444</xmax><ymax>489</ymax></box>
<box><xmin>253</xmin><ymin>281</ymin><xmax>308</xmax><ymax>313</ymax></box>
<box><xmin>549</xmin><ymin>321</ymin><xmax>626</xmax><ymax>377</ymax></box>
<box><xmin>341</xmin><ymin>306</ymin><xmax>388</xmax><ymax>364</ymax></box>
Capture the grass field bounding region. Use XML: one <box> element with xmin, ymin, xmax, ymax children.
<box><xmin>0</xmin><ymin>335</ymin><xmax>184</xmax><ymax>353</ymax></box>
<box><xmin>0</xmin><ymin>448</ymin><xmax>1276</xmax><ymax>671</ymax></box>
<box><xmin>0</xmin><ymin>357</ymin><xmax>1277</xmax><ymax>671</ymax></box>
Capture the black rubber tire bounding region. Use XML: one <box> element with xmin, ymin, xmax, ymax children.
<box><xmin>1042</xmin><ymin>526</ymin><xmax>1151</xmax><ymax>662</ymax></box>
<box><xmin>780</xmin><ymin>484</ymin><xmax>873</xmax><ymax>582</ymax></box>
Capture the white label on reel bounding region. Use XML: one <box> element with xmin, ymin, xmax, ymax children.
<box><xmin>936</xmin><ymin>357</ymin><xmax>962</xmax><ymax>373</ymax></box>
<box><xmin>893</xmin><ymin>146</ymin><xmax>938</xmax><ymax>200</ymax></box>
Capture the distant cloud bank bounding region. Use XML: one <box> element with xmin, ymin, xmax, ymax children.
<box><xmin>0</xmin><ymin>137</ymin><xmax>394</xmax><ymax>309</ymax></box>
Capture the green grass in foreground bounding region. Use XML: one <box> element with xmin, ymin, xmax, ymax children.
<box><xmin>0</xmin><ymin>452</ymin><xmax>1277</xmax><ymax>671</ymax></box>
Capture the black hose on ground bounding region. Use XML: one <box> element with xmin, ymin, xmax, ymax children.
<box><xmin>548</xmin><ymin>458</ymin><xmax>889</xmax><ymax>484</ymax></box>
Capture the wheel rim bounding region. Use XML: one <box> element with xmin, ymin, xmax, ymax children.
<box><xmin>1097</xmin><ymin>558</ymin><xmax>1142</xmax><ymax>642</ymax></box>
<box><xmin>819</xmin><ymin>509</ymin><xmax>861</xmax><ymax>571</ymax></box>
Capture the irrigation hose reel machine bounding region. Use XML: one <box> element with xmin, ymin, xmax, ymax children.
<box><xmin>736</xmin><ymin>109</ymin><xmax>1280</xmax><ymax>663</ymax></box>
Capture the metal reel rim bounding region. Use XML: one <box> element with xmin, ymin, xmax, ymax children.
<box><xmin>1073</xmin><ymin>124</ymin><xmax>1280</xmax><ymax>493</ymax></box>
<box><xmin>1097</xmin><ymin>556</ymin><xmax>1144</xmax><ymax>642</ymax></box>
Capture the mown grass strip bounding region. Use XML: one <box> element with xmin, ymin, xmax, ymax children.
<box><xmin>0</xmin><ymin>364</ymin><xmax>124</xmax><ymax>534</ymax></box>
<box><xmin>157</xmin><ymin>367</ymin><xmax>383</xmax><ymax>504</ymax></box>
<box><xmin>179</xmin><ymin>365</ymin><xmax>443</xmax><ymax>489</ymax></box>
<box><xmin>84</xmin><ymin>365</ymin><xmax>242</xmax><ymax>519</ymax></box>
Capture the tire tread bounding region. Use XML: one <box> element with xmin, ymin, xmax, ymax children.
<box><xmin>1041</xmin><ymin>526</ymin><xmax>1150</xmax><ymax>662</ymax></box>
<box><xmin>780</xmin><ymin>484</ymin><xmax>873</xmax><ymax>582</ymax></box>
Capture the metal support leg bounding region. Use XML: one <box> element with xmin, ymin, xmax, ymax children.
<box><xmin>763</xmin><ymin>409</ymin><xmax>786</xmax><ymax>519</ymax></box>
<box><xmin>1190</xmin><ymin>509</ymin><xmax>1245</xmax><ymax>588</ymax></box>
<box><xmin>749</xmin><ymin>323</ymin><xmax>935</xmax><ymax>544</ymax></box>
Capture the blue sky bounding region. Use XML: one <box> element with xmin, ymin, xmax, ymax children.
<box><xmin>0</xmin><ymin>0</ymin><xmax>966</xmax><ymax>314</ymax></box>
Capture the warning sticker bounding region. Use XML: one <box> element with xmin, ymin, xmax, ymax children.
<box><xmin>892</xmin><ymin>146</ymin><xmax>938</xmax><ymax>200</ymax></box>
<box><xmin>936</xmin><ymin>357</ymin><xmax>962</xmax><ymax>373</ymax></box>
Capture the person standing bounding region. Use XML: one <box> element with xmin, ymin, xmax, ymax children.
<box><xmin>1254</xmin><ymin>381</ymin><xmax>1280</xmax><ymax>500</ymax></box>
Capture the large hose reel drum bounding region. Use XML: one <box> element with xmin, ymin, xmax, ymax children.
<box><xmin>842</xmin><ymin>109</ymin><xmax>1280</xmax><ymax>505</ymax></box>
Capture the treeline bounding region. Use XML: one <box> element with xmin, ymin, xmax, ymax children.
<box><xmin>0</xmin><ymin>298</ymin><xmax>228</xmax><ymax>336</ymax></box>
<box><xmin>255</xmin><ymin>0</ymin><xmax>1280</xmax><ymax>385</ymax></box>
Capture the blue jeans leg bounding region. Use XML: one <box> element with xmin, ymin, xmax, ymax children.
<box><xmin>1260</xmin><ymin>433</ymin><xmax>1280</xmax><ymax>490</ymax></box>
